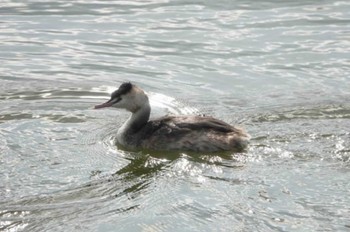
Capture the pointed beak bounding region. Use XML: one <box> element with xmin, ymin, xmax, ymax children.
<box><xmin>94</xmin><ymin>100</ymin><xmax>114</xmax><ymax>109</ymax></box>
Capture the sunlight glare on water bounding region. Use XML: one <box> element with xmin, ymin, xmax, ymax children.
<box><xmin>1</xmin><ymin>0</ymin><xmax>350</xmax><ymax>231</ymax></box>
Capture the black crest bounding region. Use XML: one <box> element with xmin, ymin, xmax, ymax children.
<box><xmin>111</xmin><ymin>82</ymin><xmax>133</xmax><ymax>99</ymax></box>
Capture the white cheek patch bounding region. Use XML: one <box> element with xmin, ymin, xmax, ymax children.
<box><xmin>112</xmin><ymin>97</ymin><xmax>122</xmax><ymax>104</ymax></box>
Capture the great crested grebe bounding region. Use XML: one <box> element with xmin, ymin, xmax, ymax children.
<box><xmin>94</xmin><ymin>82</ymin><xmax>250</xmax><ymax>152</ymax></box>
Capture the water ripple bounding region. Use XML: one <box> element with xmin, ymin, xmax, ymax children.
<box><xmin>1</xmin><ymin>0</ymin><xmax>350</xmax><ymax>231</ymax></box>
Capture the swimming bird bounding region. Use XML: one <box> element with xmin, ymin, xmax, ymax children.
<box><xmin>94</xmin><ymin>82</ymin><xmax>250</xmax><ymax>152</ymax></box>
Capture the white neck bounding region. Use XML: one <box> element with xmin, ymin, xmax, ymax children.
<box><xmin>117</xmin><ymin>102</ymin><xmax>151</xmax><ymax>146</ymax></box>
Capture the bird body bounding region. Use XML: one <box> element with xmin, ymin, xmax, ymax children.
<box><xmin>95</xmin><ymin>83</ymin><xmax>250</xmax><ymax>152</ymax></box>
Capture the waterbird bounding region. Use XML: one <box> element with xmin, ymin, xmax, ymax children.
<box><xmin>95</xmin><ymin>82</ymin><xmax>250</xmax><ymax>152</ymax></box>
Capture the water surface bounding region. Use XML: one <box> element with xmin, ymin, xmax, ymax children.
<box><xmin>1</xmin><ymin>0</ymin><xmax>350</xmax><ymax>231</ymax></box>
